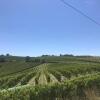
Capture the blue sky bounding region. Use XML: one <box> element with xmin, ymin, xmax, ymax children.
<box><xmin>0</xmin><ymin>0</ymin><xmax>100</xmax><ymax>56</ymax></box>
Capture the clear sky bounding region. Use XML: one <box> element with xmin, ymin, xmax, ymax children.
<box><xmin>0</xmin><ymin>0</ymin><xmax>100</xmax><ymax>56</ymax></box>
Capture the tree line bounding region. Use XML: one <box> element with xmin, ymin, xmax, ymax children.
<box><xmin>25</xmin><ymin>56</ymin><xmax>46</xmax><ymax>63</ymax></box>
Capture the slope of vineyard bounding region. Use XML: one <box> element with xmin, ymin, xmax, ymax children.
<box><xmin>0</xmin><ymin>73</ymin><xmax>100</xmax><ymax>100</ymax></box>
<box><xmin>0</xmin><ymin>56</ymin><xmax>100</xmax><ymax>100</ymax></box>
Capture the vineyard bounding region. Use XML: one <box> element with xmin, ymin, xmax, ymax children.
<box><xmin>0</xmin><ymin>56</ymin><xmax>100</xmax><ymax>100</ymax></box>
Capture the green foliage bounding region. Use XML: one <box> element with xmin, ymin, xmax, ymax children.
<box><xmin>0</xmin><ymin>62</ymin><xmax>40</xmax><ymax>77</ymax></box>
<box><xmin>25</xmin><ymin>56</ymin><xmax>31</xmax><ymax>62</ymax></box>
<box><xmin>0</xmin><ymin>73</ymin><xmax>100</xmax><ymax>100</ymax></box>
<box><xmin>0</xmin><ymin>56</ymin><xmax>100</xmax><ymax>99</ymax></box>
<box><xmin>0</xmin><ymin>55</ymin><xmax>6</xmax><ymax>62</ymax></box>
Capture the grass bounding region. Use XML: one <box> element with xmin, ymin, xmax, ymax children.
<box><xmin>0</xmin><ymin>61</ymin><xmax>40</xmax><ymax>77</ymax></box>
<box><xmin>0</xmin><ymin>73</ymin><xmax>100</xmax><ymax>100</ymax></box>
<box><xmin>0</xmin><ymin>56</ymin><xmax>100</xmax><ymax>99</ymax></box>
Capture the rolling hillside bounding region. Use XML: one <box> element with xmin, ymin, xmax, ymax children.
<box><xmin>0</xmin><ymin>55</ymin><xmax>100</xmax><ymax>100</ymax></box>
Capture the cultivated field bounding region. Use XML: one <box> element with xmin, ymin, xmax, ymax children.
<box><xmin>0</xmin><ymin>56</ymin><xmax>100</xmax><ymax>100</ymax></box>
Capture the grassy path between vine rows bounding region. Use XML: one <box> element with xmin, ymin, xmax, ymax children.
<box><xmin>27</xmin><ymin>63</ymin><xmax>60</xmax><ymax>85</ymax></box>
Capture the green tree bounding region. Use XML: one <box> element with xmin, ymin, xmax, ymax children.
<box><xmin>25</xmin><ymin>56</ymin><xmax>31</xmax><ymax>62</ymax></box>
<box><xmin>0</xmin><ymin>55</ymin><xmax>6</xmax><ymax>62</ymax></box>
<box><xmin>6</xmin><ymin>53</ymin><xmax>10</xmax><ymax>56</ymax></box>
